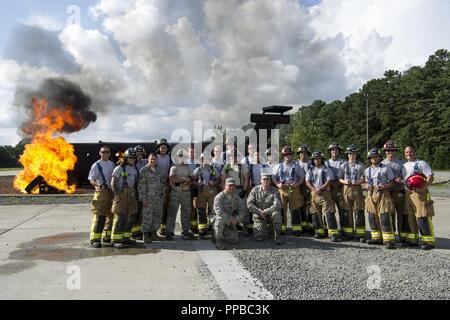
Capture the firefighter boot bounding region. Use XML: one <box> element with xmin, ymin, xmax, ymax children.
<box><xmin>215</xmin><ymin>238</ymin><xmax>226</xmax><ymax>250</ymax></box>
<box><xmin>143</xmin><ymin>232</ymin><xmax>152</xmax><ymax>244</ymax></box>
<box><xmin>274</xmin><ymin>223</ymin><xmax>283</xmax><ymax>245</ymax></box>
<box><xmin>151</xmin><ymin>231</ymin><xmax>165</xmax><ymax>241</ymax></box>
<box><xmin>91</xmin><ymin>241</ymin><xmax>102</xmax><ymax>249</ymax></box>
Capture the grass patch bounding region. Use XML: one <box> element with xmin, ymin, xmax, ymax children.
<box><xmin>0</xmin><ymin>168</ymin><xmax>22</xmax><ymax>171</ymax></box>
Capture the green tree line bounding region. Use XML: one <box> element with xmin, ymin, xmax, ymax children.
<box><xmin>283</xmin><ymin>49</ymin><xmax>450</xmax><ymax>169</ymax></box>
<box><xmin>0</xmin><ymin>143</ymin><xmax>25</xmax><ymax>168</ymax></box>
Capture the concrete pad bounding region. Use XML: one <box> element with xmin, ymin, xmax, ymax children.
<box><xmin>0</xmin><ymin>204</ymin><xmax>225</xmax><ymax>299</ymax></box>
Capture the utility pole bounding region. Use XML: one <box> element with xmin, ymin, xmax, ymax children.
<box><xmin>365</xmin><ymin>94</ymin><xmax>369</xmax><ymax>155</ymax></box>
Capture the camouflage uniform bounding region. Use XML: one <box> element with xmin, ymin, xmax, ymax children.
<box><xmin>221</xmin><ymin>163</ymin><xmax>250</xmax><ymax>228</ymax></box>
<box><xmin>166</xmin><ymin>164</ymin><xmax>194</xmax><ymax>235</ymax></box>
<box><xmin>138</xmin><ymin>165</ymin><xmax>163</xmax><ymax>233</ymax></box>
<box><xmin>212</xmin><ymin>191</ymin><xmax>247</xmax><ymax>244</ymax></box>
<box><xmin>247</xmin><ymin>185</ymin><xmax>282</xmax><ymax>241</ymax></box>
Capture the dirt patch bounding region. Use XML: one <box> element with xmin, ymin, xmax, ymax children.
<box><xmin>0</xmin><ymin>176</ymin><xmax>94</xmax><ymax>195</ymax></box>
<box><xmin>8</xmin><ymin>232</ymin><xmax>160</xmax><ymax>263</ymax></box>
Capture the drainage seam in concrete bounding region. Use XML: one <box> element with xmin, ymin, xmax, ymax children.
<box><xmin>192</xmin><ymin>241</ymin><xmax>274</xmax><ymax>300</ymax></box>
<box><xmin>0</xmin><ymin>205</ymin><xmax>59</xmax><ymax>236</ymax></box>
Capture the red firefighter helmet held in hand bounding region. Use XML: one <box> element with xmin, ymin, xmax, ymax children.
<box><xmin>406</xmin><ymin>174</ymin><xmax>426</xmax><ymax>190</ymax></box>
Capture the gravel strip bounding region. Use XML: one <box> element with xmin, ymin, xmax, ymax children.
<box><xmin>0</xmin><ymin>195</ymin><xmax>92</xmax><ymax>206</ymax></box>
<box><xmin>231</xmin><ymin>236</ymin><xmax>450</xmax><ymax>300</ymax></box>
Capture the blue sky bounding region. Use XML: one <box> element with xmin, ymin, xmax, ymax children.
<box><xmin>0</xmin><ymin>0</ymin><xmax>101</xmax><ymax>53</ymax></box>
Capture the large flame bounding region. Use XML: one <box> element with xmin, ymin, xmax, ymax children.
<box><xmin>14</xmin><ymin>98</ymin><xmax>83</xmax><ymax>193</ymax></box>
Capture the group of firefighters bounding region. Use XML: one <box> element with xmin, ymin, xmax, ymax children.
<box><xmin>88</xmin><ymin>138</ymin><xmax>436</xmax><ymax>251</ymax></box>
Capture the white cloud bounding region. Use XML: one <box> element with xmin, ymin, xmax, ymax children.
<box><xmin>21</xmin><ymin>14</ymin><xmax>64</xmax><ymax>32</ymax></box>
<box><xmin>310</xmin><ymin>0</ymin><xmax>450</xmax><ymax>72</ymax></box>
<box><xmin>1</xmin><ymin>0</ymin><xmax>449</xmax><ymax>146</ymax></box>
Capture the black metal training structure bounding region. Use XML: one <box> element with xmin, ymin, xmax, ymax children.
<box><xmin>250</xmin><ymin>105</ymin><xmax>293</xmax><ymax>150</ymax></box>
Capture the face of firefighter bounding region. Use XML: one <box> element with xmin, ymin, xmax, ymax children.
<box><xmin>284</xmin><ymin>153</ymin><xmax>293</xmax><ymax>163</ymax></box>
<box><xmin>137</xmin><ymin>153</ymin><xmax>144</xmax><ymax>161</ymax></box>
<box><xmin>299</xmin><ymin>152</ymin><xmax>309</xmax><ymax>162</ymax></box>
<box><xmin>126</xmin><ymin>157</ymin><xmax>136</xmax><ymax>165</ymax></box>
<box><xmin>385</xmin><ymin>150</ymin><xmax>396</xmax><ymax>160</ymax></box>
<box><xmin>331</xmin><ymin>148</ymin><xmax>340</xmax><ymax>159</ymax></box>
<box><xmin>370</xmin><ymin>156</ymin><xmax>381</xmax><ymax>166</ymax></box>
<box><xmin>253</xmin><ymin>152</ymin><xmax>260</xmax><ymax>164</ymax></box>
<box><xmin>313</xmin><ymin>158</ymin><xmax>323</xmax><ymax>166</ymax></box>
<box><xmin>405</xmin><ymin>147</ymin><xmax>416</xmax><ymax>161</ymax></box>
<box><xmin>224</xmin><ymin>184</ymin><xmax>235</xmax><ymax>194</ymax></box>
<box><xmin>189</xmin><ymin>147</ymin><xmax>196</xmax><ymax>160</ymax></box>
<box><xmin>248</xmin><ymin>144</ymin><xmax>256</xmax><ymax>156</ymax></box>
<box><xmin>159</xmin><ymin>145</ymin><xmax>168</xmax><ymax>155</ymax></box>
<box><xmin>99</xmin><ymin>148</ymin><xmax>110</xmax><ymax>161</ymax></box>
<box><xmin>348</xmin><ymin>153</ymin><xmax>357</xmax><ymax>162</ymax></box>
<box><xmin>148</xmin><ymin>154</ymin><xmax>157</xmax><ymax>167</ymax></box>
<box><xmin>213</xmin><ymin>146</ymin><xmax>222</xmax><ymax>159</ymax></box>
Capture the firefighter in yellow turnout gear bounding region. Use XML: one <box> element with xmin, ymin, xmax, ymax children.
<box><xmin>381</xmin><ymin>140</ymin><xmax>409</xmax><ymax>246</ymax></box>
<box><xmin>273</xmin><ymin>146</ymin><xmax>305</xmax><ymax>236</ymax></box>
<box><xmin>88</xmin><ymin>146</ymin><xmax>116</xmax><ymax>248</ymax></box>
<box><xmin>306</xmin><ymin>151</ymin><xmax>341</xmax><ymax>242</ymax></box>
<box><xmin>363</xmin><ymin>148</ymin><xmax>396</xmax><ymax>249</ymax></box>
<box><xmin>401</xmin><ymin>145</ymin><xmax>436</xmax><ymax>250</ymax></box>
<box><xmin>110</xmin><ymin>148</ymin><xmax>140</xmax><ymax>249</ymax></box>
<box><xmin>338</xmin><ymin>145</ymin><xmax>367</xmax><ymax>242</ymax></box>
<box><xmin>193</xmin><ymin>154</ymin><xmax>220</xmax><ymax>239</ymax></box>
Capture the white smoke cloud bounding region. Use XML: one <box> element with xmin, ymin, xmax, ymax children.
<box><xmin>1</xmin><ymin>0</ymin><xmax>449</xmax><ymax>146</ymax></box>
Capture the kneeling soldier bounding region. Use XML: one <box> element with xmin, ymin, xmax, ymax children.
<box><xmin>338</xmin><ymin>144</ymin><xmax>366</xmax><ymax>242</ymax></box>
<box><xmin>363</xmin><ymin>148</ymin><xmax>396</xmax><ymax>249</ymax></box>
<box><xmin>306</xmin><ymin>151</ymin><xmax>341</xmax><ymax>242</ymax></box>
<box><xmin>212</xmin><ymin>178</ymin><xmax>247</xmax><ymax>250</ymax></box>
<box><xmin>247</xmin><ymin>173</ymin><xmax>283</xmax><ymax>245</ymax></box>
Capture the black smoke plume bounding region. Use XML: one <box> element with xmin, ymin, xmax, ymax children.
<box><xmin>15</xmin><ymin>78</ymin><xmax>97</xmax><ymax>137</ymax></box>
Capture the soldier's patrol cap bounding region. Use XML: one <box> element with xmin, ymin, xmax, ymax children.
<box><xmin>225</xmin><ymin>178</ymin><xmax>236</xmax><ymax>185</ymax></box>
<box><xmin>261</xmin><ymin>172</ymin><xmax>272</xmax><ymax>179</ymax></box>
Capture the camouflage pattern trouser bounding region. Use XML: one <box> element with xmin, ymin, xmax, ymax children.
<box><xmin>253</xmin><ymin>211</ymin><xmax>283</xmax><ymax>241</ymax></box>
<box><xmin>212</xmin><ymin>215</ymin><xmax>240</xmax><ymax>244</ymax></box>
<box><xmin>160</xmin><ymin>184</ymin><xmax>171</xmax><ymax>231</ymax></box>
<box><xmin>166</xmin><ymin>188</ymin><xmax>192</xmax><ymax>234</ymax></box>
<box><xmin>341</xmin><ymin>185</ymin><xmax>365</xmax><ymax>237</ymax></box>
<box><xmin>90</xmin><ymin>188</ymin><xmax>114</xmax><ymax>243</ymax></box>
<box><xmin>111</xmin><ymin>188</ymin><xmax>138</xmax><ymax>243</ymax></box>
<box><xmin>365</xmin><ymin>190</ymin><xmax>395</xmax><ymax>244</ymax></box>
<box><xmin>405</xmin><ymin>190</ymin><xmax>436</xmax><ymax>246</ymax></box>
<box><xmin>279</xmin><ymin>187</ymin><xmax>304</xmax><ymax>233</ymax></box>
<box><xmin>140</xmin><ymin>198</ymin><xmax>163</xmax><ymax>233</ymax></box>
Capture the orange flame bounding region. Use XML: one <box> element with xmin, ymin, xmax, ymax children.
<box><xmin>14</xmin><ymin>98</ymin><xmax>83</xmax><ymax>193</ymax></box>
